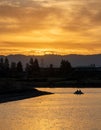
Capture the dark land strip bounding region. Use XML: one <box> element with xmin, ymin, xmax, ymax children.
<box><xmin>0</xmin><ymin>88</ymin><xmax>53</xmax><ymax>104</ymax></box>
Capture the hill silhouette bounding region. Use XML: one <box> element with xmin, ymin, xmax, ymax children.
<box><xmin>0</xmin><ymin>54</ymin><xmax>101</xmax><ymax>67</ymax></box>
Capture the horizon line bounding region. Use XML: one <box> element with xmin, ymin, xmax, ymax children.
<box><xmin>0</xmin><ymin>53</ymin><xmax>101</xmax><ymax>57</ymax></box>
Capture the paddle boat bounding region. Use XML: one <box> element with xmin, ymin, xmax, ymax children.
<box><xmin>74</xmin><ymin>89</ymin><xmax>84</xmax><ymax>94</ymax></box>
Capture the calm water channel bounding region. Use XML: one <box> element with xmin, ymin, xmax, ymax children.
<box><xmin>0</xmin><ymin>88</ymin><xmax>101</xmax><ymax>130</ymax></box>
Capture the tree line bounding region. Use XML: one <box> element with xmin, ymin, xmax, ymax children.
<box><xmin>0</xmin><ymin>57</ymin><xmax>72</xmax><ymax>78</ymax></box>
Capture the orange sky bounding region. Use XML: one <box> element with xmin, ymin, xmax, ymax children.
<box><xmin>0</xmin><ymin>0</ymin><xmax>101</xmax><ymax>55</ymax></box>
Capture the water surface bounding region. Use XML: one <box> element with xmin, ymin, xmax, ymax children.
<box><xmin>0</xmin><ymin>88</ymin><xmax>101</xmax><ymax>130</ymax></box>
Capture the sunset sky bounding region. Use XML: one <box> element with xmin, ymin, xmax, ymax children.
<box><xmin>0</xmin><ymin>0</ymin><xmax>101</xmax><ymax>55</ymax></box>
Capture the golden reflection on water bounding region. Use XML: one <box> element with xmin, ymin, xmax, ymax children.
<box><xmin>0</xmin><ymin>88</ymin><xmax>101</xmax><ymax>130</ymax></box>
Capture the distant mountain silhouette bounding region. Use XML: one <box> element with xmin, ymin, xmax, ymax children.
<box><xmin>0</xmin><ymin>54</ymin><xmax>101</xmax><ymax>67</ymax></box>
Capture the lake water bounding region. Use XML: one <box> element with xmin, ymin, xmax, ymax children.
<box><xmin>0</xmin><ymin>88</ymin><xmax>101</xmax><ymax>130</ymax></box>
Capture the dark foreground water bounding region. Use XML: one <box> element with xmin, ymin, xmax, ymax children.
<box><xmin>0</xmin><ymin>88</ymin><xmax>101</xmax><ymax>130</ymax></box>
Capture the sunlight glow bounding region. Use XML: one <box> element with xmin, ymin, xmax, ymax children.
<box><xmin>0</xmin><ymin>0</ymin><xmax>101</xmax><ymax>55</ymax></box>
<box><xmin>1</xmin><ymin>47</ymin><xmax>101</xmax><ymax>56</ymax></box>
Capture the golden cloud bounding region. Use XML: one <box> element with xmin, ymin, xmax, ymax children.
<box><xmin>0</xmin><ymin>0</ymin><xmax>101</xmax><ymax>55</ymax></box>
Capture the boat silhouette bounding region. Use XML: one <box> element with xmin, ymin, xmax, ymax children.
<box><xmin>74</xmin><ymin>89</ymin><xmax>84</xmax><ymax>94</ymax></box>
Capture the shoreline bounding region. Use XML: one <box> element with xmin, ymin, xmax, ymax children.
<box><xmin>0</xmin><ymin>88</ymin><xmax>53</xmax><ymax>104</ymax></box>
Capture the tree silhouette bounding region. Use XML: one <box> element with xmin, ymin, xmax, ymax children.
<box><xmin>33</xmin><ymin>58</ymin><xmax>40</xmax><ymax>71</ymax></box>
<box><xmin>0</xmin><ymin>58</ymin><xmax>4</xmax><ymax>77</ymax></box>
<box><xmin>0</xmin><ymin>57</ymin><xmax>10</xmax><ymax>77</ymax></box>
<box><xmin>0</xmin><ymin>56</ymin><xmax>73</xmax><ymax>79</ymax></box>
<box><xmin>4</xmin><ymin>57</ymin><xmax>9</xmax><ymax>77</ymax></box>
<box><xmin>16</xmin><ymin>61</ymin><xmax>23</xmax><ymax>73</ymax></box>
<box><xmin>10</xmin><ymin>62</ymin><xmax>17</xmax><ymax>77</ymax></box>
<box><xmin>0</xmin><ymin>58</ymin><xmax>3</xmax><ymax>65</ymax></box>
<box><xmin>16</xmin><ymin>61</ymin><xmax>23</xmax><ymax>78</ymax></box>
<box><xmin>29</xmin><ymin>58</ymin><xmax>34</xmax><ymax>76</ymax></box>
<box><xmin>4</xmin><ymin>57</ymin><xmax>9</xmax><ymax>69</ymax></box>
<box><xmin>48</xmin><ymin>64</ymin><xmax>54</xmax><ymax>77</ymax></box>
<box><xmin>25</xmin><ymin>58</ymin><xmax>40</xmax><ymax>77</ymax></box>
<box><xmin>60</xmin><ymin>59</ymin><xmax>72</xmax><ymax>75</ymax></box>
